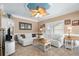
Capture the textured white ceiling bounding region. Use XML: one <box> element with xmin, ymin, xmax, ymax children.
<box><xmin>0</xmin><ymin>3</ymin><xmax>79</xmax><ymax>22</ymax></box>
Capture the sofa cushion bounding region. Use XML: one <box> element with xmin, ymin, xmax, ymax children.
<box><xmin>25</xmin><ymin>33</ymin><xmax>32</xmax><ymax>38</ymax></box>
<box><xmin>20</xmin><ymin>34</ymin><xmax>25</xmax><ymax>38</ymax></box>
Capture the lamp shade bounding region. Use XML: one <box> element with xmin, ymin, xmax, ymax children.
<box><xmin>67</xmin><ymin>26</ymin><xmax>72</xmax><ymax>33</ymax></box>
<box><xmin>67</xmin><ymin>27</ymin><xmax>72</xmax><ymax>30</ymax></box>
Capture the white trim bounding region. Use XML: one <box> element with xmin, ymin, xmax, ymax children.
<box><xmin>64</xmin><ymin>34</ymin><xmax>79</xmax><ymax>36</ymax></box>
<box><xmin>14</xmin><ymin>32</ymin><xmax>38</xmax><ymax>35</ymax></box>
<box><xmin>12</xmin><ymin>14</ymin><xmax>39</xmax><ymax>22</ymax></box>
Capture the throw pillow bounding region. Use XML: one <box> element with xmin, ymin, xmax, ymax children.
<box><xmin>20</xmin><ymin>34</ymin><xmax>25</xmax><ymax>38</ymax></box>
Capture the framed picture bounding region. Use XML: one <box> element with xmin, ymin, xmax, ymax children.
<box><xmin>20</xmin><ymin>23</ymin><xmax>25</xmax><ymax>29</ymax></box>
<box><xmin>65</xmin><ymin>19</ymin><xmax>71</xmax><ymax>25</ymax></box>
<box><xmin>40</xmin><ymin>24</ymin><xmax>45</xmax><ymax>28</ymax></box>
<box><xmin>72</xmin><ymin>20</ymin><xmax>79</xmax><ymax>26</ymax></box>
<box><xmin>19</xmin><ymin>22</ymin><xmax>32</xmax><ymax>30</ymax></box>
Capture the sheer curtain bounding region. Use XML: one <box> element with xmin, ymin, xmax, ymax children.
<box><xmin>43</xmin><ymin>20</ymin><xmax>64</xmax><ymax>41</ymax></box>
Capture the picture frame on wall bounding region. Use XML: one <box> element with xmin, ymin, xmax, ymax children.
<box><xmin>72</xmin><ymin>20</ymin><xmax>79</xmax><ymax>26</ymax></box>
<box><xmin>27</xmin><ymin>24</ymin><xmax>32</xmax><ymax>29</ymax></box>
<box><xmin>20</xmin><ymin>23</ymin><xmax>25</xmax><ymax>29</ymax></box>
<box><xmin>19</xmin><ymin>22</ymin><xmax>32</xmax><ymax>30</ymax></box>
<box><xmin>65</xmin><ymin>19</ymin><xmax>71</xmax><ymax>25</ymax></box>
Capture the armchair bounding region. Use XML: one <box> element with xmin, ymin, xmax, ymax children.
<box><xmin>51</xmin><ymin>34</ymin><xmax>64</xmax><ymax>48</ymax></box>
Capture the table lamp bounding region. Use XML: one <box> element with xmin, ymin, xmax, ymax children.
<box><xmin>67</xmin><ymin>26</ymin><xmax>72</xmax><ymax>37</ymax></box>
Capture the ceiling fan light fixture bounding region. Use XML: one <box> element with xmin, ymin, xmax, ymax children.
<box><xmin>31</xmin><ymin>7</ymin><xmax>47</xmax><ymax>17</ymax></box>
<box><xmin>38</xmin><ymin>7</ymin><xmax>47</xmax><ymax>16</ymax></box>
<box><xmin>31</xmin><ymin>9</ymin><xmax>38</xmax><ymax>16</ymax></box>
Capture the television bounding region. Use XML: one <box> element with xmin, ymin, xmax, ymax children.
<box><xmin>6</xmin><ymin>28</ymin><xmax>12</xmax><ymax>41</ymax></box>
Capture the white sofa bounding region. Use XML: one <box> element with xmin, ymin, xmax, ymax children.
<box><xmin>17</xmin><ymin>33</ymin><xmax>37</xmax><ymax>46</ymax></box>
<box><xmin>51</xmin><ymin>34</ymin><xmax>64</xmax><ymax>48</ymax></box>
